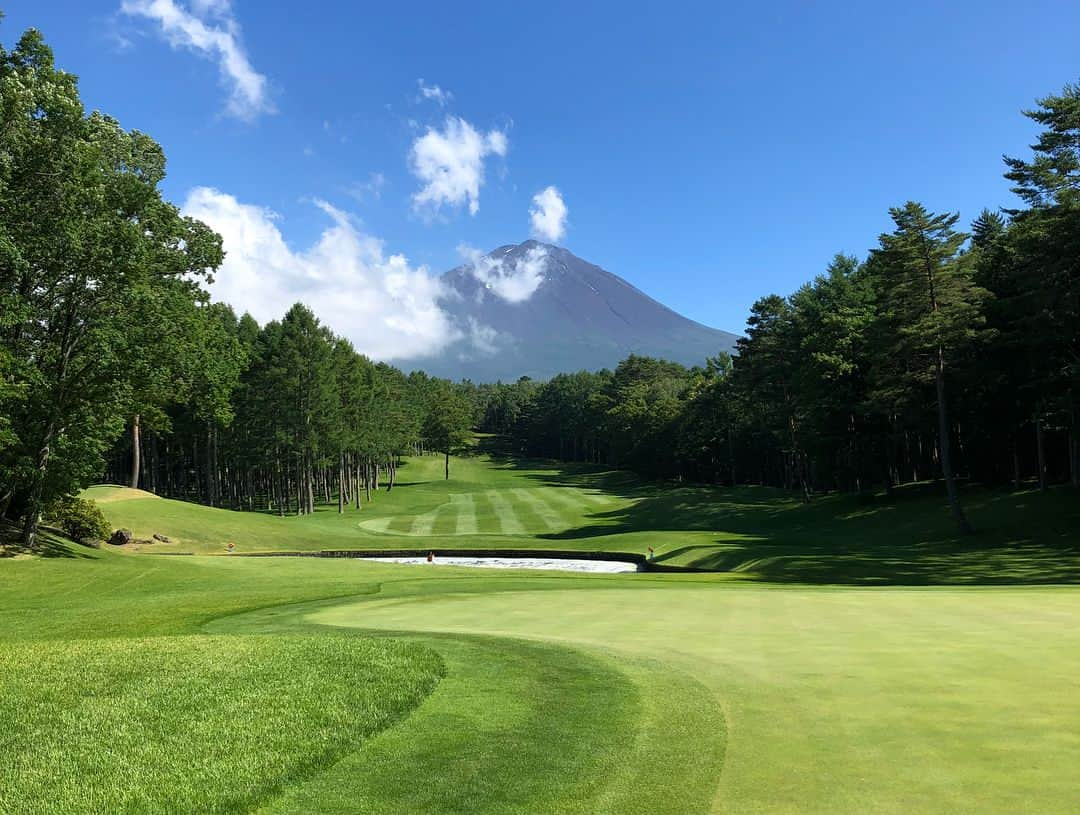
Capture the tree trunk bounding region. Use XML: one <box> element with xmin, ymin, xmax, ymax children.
<box><xmin>130</xmin><ymin>414</ymin><xmax>142</xmax><ymax>490</ymax></box>
<box><xmin>204</xmin><ymin>426</ymin><xmax>216</xmax><ymax>506</ymax></box>
<box><xmin>149</xmin><ymin>431</ymin><xmax>158</xmax><ymax>494</ymax></box>
<box><xmin>1036</xmin><ymin>416</ymin><xmax>1047</xmax><ymax>492</ymax></box>
<box><xmin>296</xmin><ymin>455</ymin><xmax>303</xmax><ymax>515</ymax></box>
<box><xmin>1070</xmin><ymin>390</ymin><xmax>1079</xmax><ymax>488</ymax></box>
<box><xmin>337</xmin><ymin>452</ymin><xmax>345</xmax><ymax>513</ymax></box>
<box><xmin>445</xmin><ymin>450</ymin><xmax>450</xmax><ymax>480</ymax></box>
<box><xmin>20</xmin><ymin>421</ymin><xmax>57</xmax><ymax>549</ymax></box>
<box><xmin>935</xmin><ymin>348</ymin><xmax>972</xmax><ymax>534</ymax></box>
<box><xmin>306</xmin><ymin>454</ymin><xmax>315</xmax><ymax>515</ymax></box>
<box><xmin>1012</xmin><ymin>431</ymin><xmax>1022</xmax><ymax>491</ymax></box>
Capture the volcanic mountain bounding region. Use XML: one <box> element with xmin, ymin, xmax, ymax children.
<box><xmin>404</xmin><ymin>240</ymin><xmax>739</xmax><ymax>382</ymax></box>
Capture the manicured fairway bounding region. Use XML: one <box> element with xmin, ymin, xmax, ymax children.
<box><xmin>84</xmin><ymin>450</ymin><xmax>1080</xmax><ymax>586</ymax></box>
<box><xmin>2</xmin><ymin>451</ymin><xmax>1078</xmax><ymax>813</ymax></box>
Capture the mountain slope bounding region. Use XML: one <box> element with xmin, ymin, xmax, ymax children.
<box><xmin>405</xmin><ymin>240</ymin><xmax>738</xmax><ymax>381</ymax></box>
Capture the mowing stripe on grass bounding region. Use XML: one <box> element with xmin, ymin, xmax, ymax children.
<box><xmin>430</xmin><ymin>502</ymin><xmax>460</xmax><ymax>536</ymax></box>
<box><xmin>452</xmin><ymin>493</ymin><xmax>477</xmax><ymax>536</ymax></box>
<box><xmin>578</xmin><ymin>489</ymin><xmax>616</xmax><ymax>506</ymax></box>
<box><xmin>511</xmin><ymin>489</ymin><xmax>565</xmax><ymax>532</ymax></box>
<box><xmin>486</xmin><ymin>490</ymin><xmax>525</xmax><ymax>535</ymax></box>
<box><xmin>541</xmin><ymin>486</ymin><xmax>605</xmax><ymax>518</ymax></box>
<box><xmin>358</xmin><ymin>517</ymin><xmax>393</xmax><ymax>534</ymax></box>
<box><xmin>409</xmin><ymin>504</ymin><xmax>445</xmax><ymax>536</ymax></box>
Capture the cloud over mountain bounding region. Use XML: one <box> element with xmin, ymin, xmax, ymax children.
<box><xmin>458</xmin><ymin>243</ymin><xmax>549</xmax><ymax>304</ymax></box>
<box><xmin>529</xmin><ymin>186</ymin><xmax>568</xmax><ymax>242</ymax></box>
<box><xmin>402</xmin><ymin>240</ymin><xmax>739</xmax><ymax>382</ymax></box>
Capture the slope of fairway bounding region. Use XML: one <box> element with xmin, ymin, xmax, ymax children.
<box><xmin>83</xmin><ymin>453</ymin><xmax>632</xmax><ymax>555</ymax></box>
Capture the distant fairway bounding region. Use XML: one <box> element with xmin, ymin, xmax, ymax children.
<box><xmin>83</xmin><ymin>448</ymin><xmax>1080</xmax><ymax>586</ymax></box>
<box><xmin>359</xmin><ymin>485</ymin><xmax>609</xmax><ymax>537</ymax></box>
<box><xmin>2</xmin><ymin>450</ymin><xmax>1076</xmax><ymax>813</ymax></box>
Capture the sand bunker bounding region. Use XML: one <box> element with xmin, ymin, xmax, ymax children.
<box><xmin>359</xmin><ymin>556</ymin><xmax>640</xmax><ymax>573</ymax></box>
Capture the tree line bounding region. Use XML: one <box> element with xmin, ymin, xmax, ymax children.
<box><xmin>0</xmin><ymin>27</ymin><xmax>472</xmax><ymax>547</ymax></box>
<box><xmin>100</xmin><ymin>302</ymin><xmax>474</xmax><ymax>516</ymax></box>
<box><xmin>476</xmin><ymin>83</ymin><xmax>1080</xmax><ymax>531</ymax></box>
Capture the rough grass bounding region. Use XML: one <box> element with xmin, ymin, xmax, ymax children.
<box><xmin>0</xmin><ymin>633</ymin><xmax>442</xmax><ymax>815</ymax></box>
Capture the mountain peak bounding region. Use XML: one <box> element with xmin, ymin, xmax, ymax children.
<box><xmin>408</xmin><ymin>243</ymin><xmax>737</xmax><ymax>382</ymax></box>
<box><xmin>484</xmin><ymin>238</ymin><xmax>559</xmax><ymax>256</ymax></box>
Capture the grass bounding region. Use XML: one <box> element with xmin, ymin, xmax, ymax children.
<box><xmin>83</xmin><ymin>449</ymin><xmax>1080</xmax><ymax>585</ymax></box>
<box><xmin>0</xmin><ymin>634</ymin><xmax>442</xmax><ymax>815</ymax></box>
<box><xmin>0</xmin><ymin>449</ymin><xmax>1077</xmax><ymax>813</ymax></box>
<box><xmin>295</xmin><ymin>576</ymin><xmax>1080</xmax><ymax>814</ymax></box>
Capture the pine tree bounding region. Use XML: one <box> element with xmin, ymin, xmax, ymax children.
<box><xmin>1002</xmin><ymin>83</ymin><xmax>1080</xmax><ymax>487</ymax></box>
<box><xmin>870</xmin><ymin>203</ymin><xmax>990</xmax><ymax>533</ymax></box>
<box><xmin>423</xmin><ymin>382</ymin><xmax>472</xmax><ymax>480</ymax></box>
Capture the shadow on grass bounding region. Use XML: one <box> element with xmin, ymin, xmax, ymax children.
<box><xmin>0</xmin><ymin>523</ymin><xmax>98</xmax><ymax>559</ymax></box>
<box><xmin>476</xmin><ymin>438</ymin><xmax>1080</xmax><ymax>585</ymax></box>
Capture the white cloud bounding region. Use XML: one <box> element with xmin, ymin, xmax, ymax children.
<box><xmin>530</xmin><ymin>185</ymin><xmax>568</xmax><ymax>243</ymax></box>
<box><xmin>409</xmin><ymin>116</ymin><xmax>508</xmax><ymax>216</ymax></box>
<box><xmin>182</xmin><ymin>187</ymin><xmax>459</xmax><ymax>360</ymax></box>
<box><xmin>120</xmin><ymin>0</ymin><xmax>273</xmax><ymax>120</ymax></box>
<box><xmin>417</xmin><ymin>79</ymin><xmax>453</xmax><ymax>107</ymax></box>
<box><xmin>465</xmin><ymin>317</ymin><xmax>500</xmax><ymax>356</ymax></box>
<box><xmin>459</xmin><ymin>243</ymin><xmax>549</xmax><ymax>304</ymax></box>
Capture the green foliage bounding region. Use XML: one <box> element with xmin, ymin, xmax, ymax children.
<box><xmin>421</xmin><ymin>380</ymin><xmax>473</xmax><ymax>477</ymax></box>
<box><xmin>870</xmin><ymin>203</ymin><xmax>988</xmax><ymax>386</ymax></box>
<box><xmin>0</xmin><ymin>25</ymin><xmax>223</xmax><ymax>544</ymax></box>
<box><xmin>1004</xmin><ymin>80</ymin><xmax>1080</xmax><ymax>207</ymax></box>
<box><xmin>43</xmin><ymin>494</ymin><xmax>109</xmax><ymax>543</ymax></box>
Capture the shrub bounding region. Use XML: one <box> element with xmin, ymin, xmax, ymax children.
<box><xmin>44</xmin><ymin>496</ymin><xmax>110</xmax><ymax>544</ymax></box>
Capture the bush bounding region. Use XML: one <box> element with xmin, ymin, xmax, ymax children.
<box><xmin>44</xmin><ymin>496</ymin><xmax>110</xmax><ymax>544</ymax></box>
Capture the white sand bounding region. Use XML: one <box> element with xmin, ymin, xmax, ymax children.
<box><xmin>359</xmin><ymin>556</ymin><xmax>639</xmax><ymax>573</ymax></box>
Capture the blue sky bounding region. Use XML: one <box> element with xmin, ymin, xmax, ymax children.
<box><xmin>6</xmin><ymin>0</ymin><xmax>1080</xmax><ymax>356</ymax></box>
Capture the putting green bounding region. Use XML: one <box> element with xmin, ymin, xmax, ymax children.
<box><xmin>285</xmin><ymin>575</ymin><xmax>1080</xmax><ymax>814</ymax></box>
